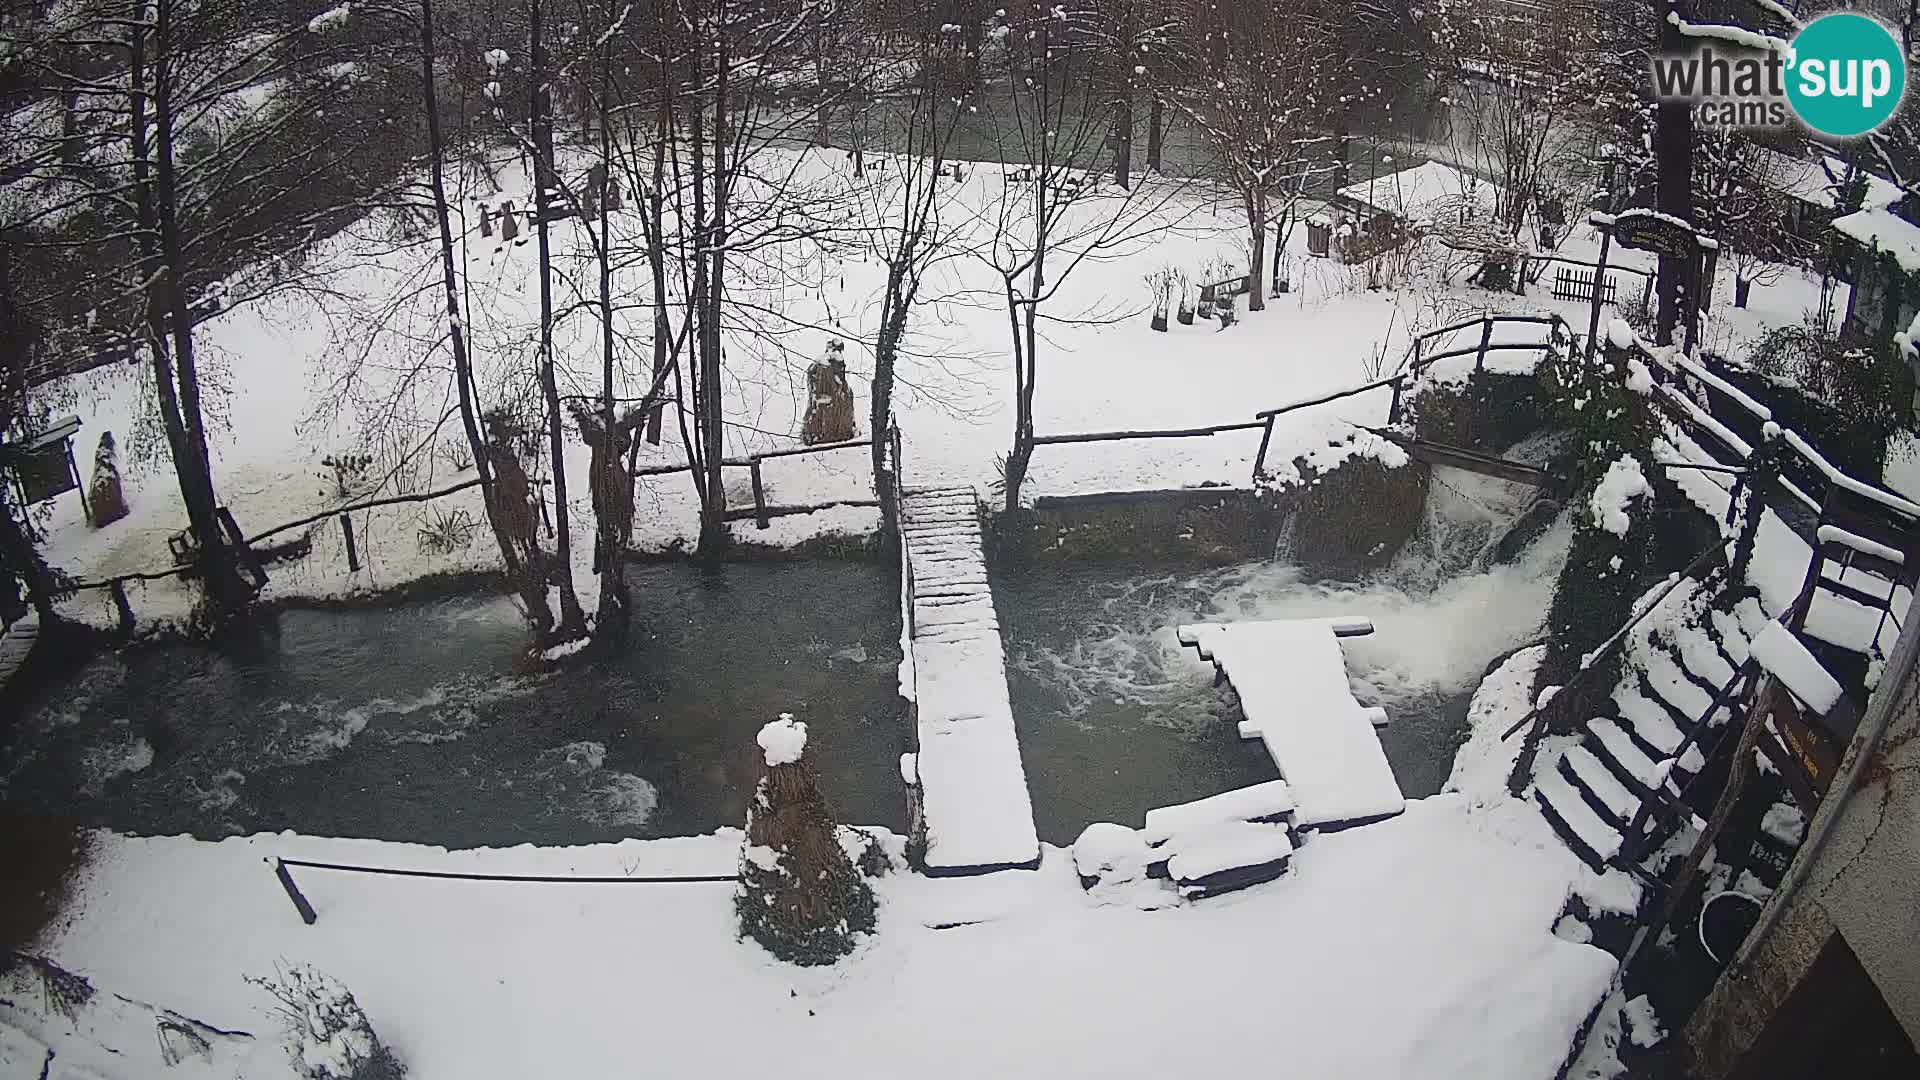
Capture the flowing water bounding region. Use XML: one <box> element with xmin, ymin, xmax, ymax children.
<box><xmin>1</xmin><ymin>561</ymin><xmax>907</xmax><ymax>847</ymax></box>
<box><xmin>998</xmin><ymin>458</ymin><xmax>1572</xmax><ymax>843</ymax></box>
<box><xmin>6</xmin><ymin>450</ymin><xmax>1570</xmax><ymax>849</ymax></box>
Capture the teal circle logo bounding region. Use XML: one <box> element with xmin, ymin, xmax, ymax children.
<box><xmin>1786</xmin><ymin>13</ymin><xmax>1906</xmax><ymax>138</ymax></box>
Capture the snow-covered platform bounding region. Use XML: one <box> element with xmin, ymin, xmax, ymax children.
<box><xmin>0</xmin><ymin>612</ymin><xmax>39</xmax><ymax>692</ymax></box>
<box><xmin>1178</xmin><ymin>618</ymin><xmax>1406</xmax><ymax>830</ymax></box>
<box><xmin>899</xmin><ymin>487</ymin><xmax>1040</xmax><ymax>876</ymax></box>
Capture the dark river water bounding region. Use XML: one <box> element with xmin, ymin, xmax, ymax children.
<box><xmin>1</xmin><ymin>561</ymin><xmax>909</xmax><ymax>847</ymax></box>
<box><xmin>5</xmin><ymin>466</ymin><xmax>1565</xmax><ymax>849</ymax></box>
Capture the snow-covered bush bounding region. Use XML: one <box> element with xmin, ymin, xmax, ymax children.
<box><xmin>248</xmin><ymin>964</ymin><xmax>404</xmax><ymax>1080</ymax></box>
<box><xmin>735</xmin><ymin>714</ymin><xmax>877</xmax><ymax>966</ymax></box>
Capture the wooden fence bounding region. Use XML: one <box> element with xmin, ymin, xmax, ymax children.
<box><xmin>1027</xmin><ymin>313</ymin><xmax>1574</xmax><ymax>485</ymax></box>
<box><xmin>1552</xmin><ymin>266</ymin><xmax>1617</xmax><ymax>305</ymax></box>
<box><xmin>61</xmin><ymin>434</ymin><xmax>888</xmax><ymax>632</ymax></box>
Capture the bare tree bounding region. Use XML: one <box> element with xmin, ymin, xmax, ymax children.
<box><xmin>419</xmin><ymin>0</ymin><xmax>557</xmax><ymax>641</ymax></box>
<box><xmin>976</xmin><ymin>1</ymin><xmax>1192</xmax><ymax>510</ymax></box>
<box><xmin>1169</xmin><ymin>0</ymin><xmax>1345</xmax><ymax>312</ymax></box>
<box><xmin>856</xmin><ymin>23</ymin><xmax>972</xmax><ymax>539</ymax></box>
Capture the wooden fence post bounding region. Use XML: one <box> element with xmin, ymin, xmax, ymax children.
<box><xmin>1476</xmin><ymin>318</ymin><xmax>1494</xmax><ymax>373</ymax></box>
<box><xmin>271</xmin><ymin>858</ymin><xmax>318</xmax><ymax>926</ymax></box>
<box><xmin>340</xmin><ymin>513</ymin><xmax>361</xmax><ymax>572</ymax></box>
<box><xmin>750</xmin><ymin>459</ymin><xmax>769</xmax><ymax>529</ymax></box>
<box><xmin>1252</xmin><ymin>415</ymin><xmax>1277</xmax><ymax>481</ymax></box>
<box><xmin>1389</xmin><ymin>377</ymin><xmax>1405</xmax><ymax>426</ymax></box>
<box><xmin>109</xmin><ymin>579</ymin><xmax>134</xmax><ymax>634</ymax></box>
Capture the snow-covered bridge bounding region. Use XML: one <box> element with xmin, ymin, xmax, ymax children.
<box><xmin>897</xmin><ymin>486</ymin><xmax>1040</xmax><ymax>876</ymax></box>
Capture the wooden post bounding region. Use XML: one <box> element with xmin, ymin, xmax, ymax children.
<box><xmin>1476</xmin><ymin>318</ymin><xmax>1493</xmax><ymax>373</ymax></box>
<box><xmin>272</xmin><ymin>858</ymin><xmax>318</xmax><ymax>925</ymax></box>
<box><xmin>750</xmin><ymin>459</ymin><xmax>769</xmax><ymax>529</ymax></box>
<box><xmin>1389</xmin><ymin>377</ymin><xmax>1405</xmax><ymax>425</ymax></box>
<box><xmin>1252</xmin><ymin>415</ymin><xmax>1277</xmax><ymax>481</ymax></box>
<box><xmin>340</xmin><ymin>513</ymin><xmax>360</xmax><ymax>572</ymax></box>
<box><xmin>1586</xmin><ymin>227</ymin><xmax>1613</xmax><ymax>360</ymax></box>
<box><xmin>109</xmin><ymin>579</ymin><xmax>134</xmax><ymax>634</ymax></box>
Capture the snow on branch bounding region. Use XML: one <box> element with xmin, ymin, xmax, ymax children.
<box><xmin>307</xmin><ymin>3</ymin><xmax>351</xmax><ymax>34</ymax></box>
<box><xmin>1665</xmin><ymin>12</ymin><xmax>1788</xmax><ymax>55</ymax></box>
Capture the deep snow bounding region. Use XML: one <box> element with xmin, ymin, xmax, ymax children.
<box><xmin>30</xmin><ymin>795</ymin><xmax>1617</xmax><ymax>1080</ymax></box>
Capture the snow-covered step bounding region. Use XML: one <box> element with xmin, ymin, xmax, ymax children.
<box><xmin>1641</xmin><ymin>651</ymin><xmax>1716</xmax><ymax>724</ymax></box>
<box><xmin>1535</xmin><ymin>769</ymin><xmax>1625</xmax><ymax>867</ymax></box>
<box><xmin>1165</xmin><ymin>822</ymin><xmax>1294</xmax><ymax>899</ymax></box>
<box><xmin>1586</xmin><ymin>718</ymin><xmax>1681</xmax><ymax>798</ymax></box>
<box><xmin>1612</xmin><ymin>686</ymin><xmax>1690</xmax><ymax>757</ymax></box>
<box><xmin>1669</xmin><ymin>623</ymin><xmax>1736</xmax><ymax>689</ymax></box>
<box><xmin>1560</xmin><ymin>745</ymin><xmax>1636</xmax><ymax>823</ymax></box>
<box><xmin>1141</xmin><ymin>780</ymin><xmax>1295</xmax><ymax>846</ymax></box>
<box><xmin>1711</xmin><ymin>608</ymin><xmax>1754</xmax><ymax>666</ymax></box>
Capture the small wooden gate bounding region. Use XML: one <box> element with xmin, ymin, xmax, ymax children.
<box><xmin>1553</xmin><ymin>266</ymin><xmax>1618</xmax><ymax>305</ymax></box>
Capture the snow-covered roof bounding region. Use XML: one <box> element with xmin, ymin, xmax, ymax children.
<box><xmin>1833</xmin><ymin>204</ymin><xmax>1920</xmax><ymax>274</ymax></box>
<box><xmin>1336</xmin><ymin>162</ymin><xmax>1500</xmax><ymax>227</ymax></box>
<box><xmin>1759</xmin><ymin>149</ymin><xmax>1902</xmax><ymax>212</ymax></box>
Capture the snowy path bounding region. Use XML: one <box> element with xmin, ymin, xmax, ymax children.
<box><xmin>1179</xmin><ymin>618</ymin><xmax>1406</xmax><ymax>829</ymax></box>
<box><xmin>900</xmin><ymin>487</ymin><xmax>1040</xmax><ymax>874</ymax></box>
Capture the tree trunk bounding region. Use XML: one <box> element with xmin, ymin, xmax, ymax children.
<box><xmin>422</xmin><ymin>0</ymin><xmax>552</xmax><ymax>642</ymax></box>
<box><xmin>530</xmin><ymin>0</ymin><xmax>587</xmax><ymax>636</ymax></box>
<box><xmin>873</xmin><ymin>263</ymin><xmax>912</xmax><ymax>544</ymax></box>
<box><xmin>1146</xmin><ymin>95</ymin><xmax>1163</xmax><ymax>173</ymax></box>
<box><xmin>1733</xmin><ymin>274</ymin><xmax>1752</xmax><ymax>308</ymax></box>
<box><xmin>593</xmin><ymin>43</ymin><xmax>629</xmax><ymax>643</ymax></box>
<box><xmin>695</xmin><ymin>26</ymin><xmax>729</xmax><ymax>563</ymax></box>
<box><xmin>645</xmin><ymin>97</ymin><xmax>670</xmax><ymax>445</ymax></box>
<box><xmin>1247</xmin><ymin>193</ymin><xmax>1267</xmax><ymax>313</ymax></box>
<box><xmin>1654</xmin><ymin>0</ymin><xmax>1694</xmax><ymax>347</ymax></box>
<box><xmin>1113</xmin><ymin>85</ymin><xmax>1132</xmax><ymax>190</ymax></box>
<box><xmin>144</xmin><ymin>0</ymin><xmax>251</xmax><ymax>618</ymax></box>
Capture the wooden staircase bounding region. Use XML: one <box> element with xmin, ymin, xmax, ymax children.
<box><xmin>1533</xmin><ymin>587</ymin><xmax>1762</xmax><ymax>871</ymax></box>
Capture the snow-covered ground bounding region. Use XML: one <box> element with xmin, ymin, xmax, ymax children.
<box><xmin>24</xmin><ymin>792</ymin><xmax>1624</xmax><ymax>1080</ymax></box>
<box><xmin>31</xmin><ymin>144</ymin><xmax>1838</xmax><ymax>630</ymax></box>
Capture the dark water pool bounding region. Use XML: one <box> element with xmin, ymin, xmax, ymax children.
<box><xmin>1</xmin><ymin>561</ymin><xmax>906</xmax><ymax>847</ymax></box>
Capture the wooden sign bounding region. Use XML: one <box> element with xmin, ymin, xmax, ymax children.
<box><xmin>1612</xmin><ymin>212</ymin><xmax>1702</xmax><ymax>259</ymax></box>
<box><xmin>1770</xmin><ymin>687</ymin><xmax>1841</xmax><ymax>797</ymax></box>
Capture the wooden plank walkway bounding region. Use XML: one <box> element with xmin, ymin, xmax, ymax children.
<box><xmin>900</xmin><ymin>487</ymin><xmax>1040</xmax><ymax>875</ymax></box>
<box><xmin>1179</xmin><ymin>618</ymin><xmax>1405</xmax><ymax>830</ymax></box>
<box><xmin>0</xmin><ymin>613</ymin><xmax>40</xmax><ymax>693</ymax></box>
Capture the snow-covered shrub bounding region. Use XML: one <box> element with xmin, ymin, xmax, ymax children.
<box><xmin>416</xmin><ymin>506</ymin><xmax>477</xmax><ymax>555</ymax></box>
<box><xmin>320</xmin><ymin>453</ymin><xmax>376</xmax><ymax>502</ymax></box>
<box><xmin>248</xmin><ymin>964</ymin><xmax>403</xmax><ymax>1080</ymax></box>
<box><xmin>736</xmin><ymin>714</ymin><xmax>877</xmax><ymax>966</ymax></box>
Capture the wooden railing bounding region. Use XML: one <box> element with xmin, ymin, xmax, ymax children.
<box><xmin>1024</xmin><ymin>313</ymin><xmax>1574</xmax><ymax>487</ymax></box>
<box><xmin>62</xmin><ymin>432</ymin><xmax>889</xmax><ymax>632</ymax></box>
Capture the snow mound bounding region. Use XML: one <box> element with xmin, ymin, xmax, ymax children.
<box><xmin>1589</xmin><ymin>455</ymin><xmax>1649</xmax><ymax>536</ymax></box>
<box><xmin>757</xmin><ymin>713</ymin><xmax>808</xmax><ymax>766</ymax></box>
